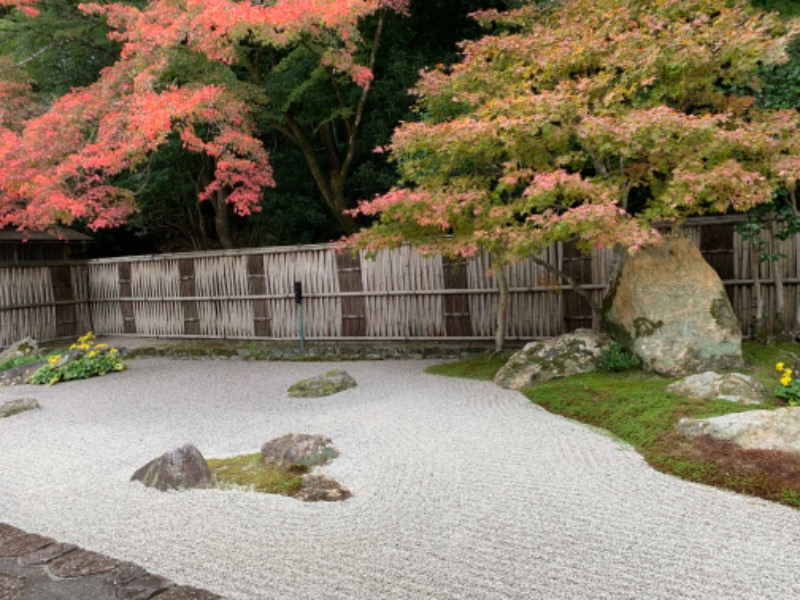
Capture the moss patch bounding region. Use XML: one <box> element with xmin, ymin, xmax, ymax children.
<box><xmin>206</xmin><ymin>453</ymin><xmax>307</xmax><ymax>495</ymax></box>
<box><xmin>425</xmin><ymin>352</ymin><xmax>513</xmax><ymax>380</ymax></box>
<box><xmin>710</xmin><ymin>294</ymin><xmax>741</xmax><ymax>335</ymax></box>
<box><xmin>633</xmin><ymin>317</ymin><xmax>663</xmax><ymax>337</ymax></box>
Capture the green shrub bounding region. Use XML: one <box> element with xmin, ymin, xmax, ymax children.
<box><xmin>29</xmin><ymin>332</ymin><xmax>125</xmax><ymax>385</ymax></box>
<box><xmin>596</xmin><ymin>343</ymin><xmax>641</xmax><ymax>373</ymax></box>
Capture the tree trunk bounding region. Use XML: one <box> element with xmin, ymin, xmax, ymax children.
<box><xmin>771</xmin><ymin>229</ymin><xmax>786</xmax><ymax>336</ymax></box>
<box><xmin>494</xmin><ymin>259</ymin><xmax>509</xmax><ymax>352</ymax></box>
<box><xmin>750</xmin><ymin>242</ymin><xmax>765</xmax><ymax>337</ymax></box>
<box><xmin>212</xmin><ymin>189</ymin><xmax>234</xmax><ymax>250</ymax></box>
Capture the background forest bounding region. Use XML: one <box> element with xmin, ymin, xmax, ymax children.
<box><xmin>0</xmin><ymin>0</ymin><xmax>798</xmax><ymax>256</ymax></box>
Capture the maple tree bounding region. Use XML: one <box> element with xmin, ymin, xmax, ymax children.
<box><xmin>349</xmin><ymin>0</ymin><xmax>800</xmax><ymax>349</ymax></box>
<box><xmin>0</xmin><ymin>0</ymin><xmax>410</xmax><ymax>244</ymax></box>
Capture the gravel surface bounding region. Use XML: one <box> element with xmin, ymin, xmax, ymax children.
<box><xmin>1</xmin><ymin>358</ymin><xmax>800</xmax><ymax>599</ymax></box>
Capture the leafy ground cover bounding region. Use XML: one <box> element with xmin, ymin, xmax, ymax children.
<box><xmin>0</xmin><ymin>353</ymin><xmax>46</xmax><ymax>373</ymax></box>
<box><xmin>206</xmin><ymin>453</ymin><xmax>307</xmax><ymax>496</ymax></box>
<box><xmin>427</xmin><ymin>341</ymin><xmax>800</xmax><ymax>509</ymax></box>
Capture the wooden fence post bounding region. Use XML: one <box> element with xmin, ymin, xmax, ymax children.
<box><xmin>117</xmin><ymin>262</ymin><xmax>137</xmax><ymax>334</ymax></box>
<box><xmin>442</xmin><ymin>257</ymin><xmax>473</xmax><ymax>336</ymax></box>
<box><xmin>336</xmin><ymin>252</ymin><xmax>366</xmax><ymax>336</ymax></box>
<box><xmin>247</xmin><ymin>254</ymin><xmax>272</xmax><ymax>337</ymax></box>
<box><xmin>49</xmin><ymin>265</ymin><xmax>77</xmax><ymax>339</ymax></box>
<box><xmin>178</xmin><ymin>259</ymin><xmax>201</xmax><ymax>336</ymax></box>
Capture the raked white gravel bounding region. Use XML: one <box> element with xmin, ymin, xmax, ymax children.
<box><xmin>1</xmin><ymin>358</ymin><xmax>800</xmax><ymax>599</ymax></box>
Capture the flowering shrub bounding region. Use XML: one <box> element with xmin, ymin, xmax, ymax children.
<box><xmin>774</xmin><ymin>362</ymin><xmax>800</xmax><ymax>406</ymax></box>
<box><xmin>29</xmin><ymin>332</ymin><xmax>125</xmax><ymax>386</ymax></box>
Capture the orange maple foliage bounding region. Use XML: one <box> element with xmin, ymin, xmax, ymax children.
<box><xmin>0</xmin><ymin>0</ymin><xmax>408</xmax><ymax>232</ymax></box>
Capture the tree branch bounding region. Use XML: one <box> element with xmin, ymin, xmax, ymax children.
<box><xmin>527</xmin><ymin>252</ymin><xmax>602</xmax><ymax>315</ymax></box>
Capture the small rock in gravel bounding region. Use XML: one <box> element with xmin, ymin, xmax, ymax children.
<box><xmin>131</xmin><ymin>444</ymin><xmax>213</xmax><ymax>491</ymax></box>
<box><xmin>0</xmin><ymin>398</ymin><xmax>40</xmax><ymax>418</ymax></box>
<box><xmin>261</xmin><ymin>434</ymin><xmax>339</xmax><ymax>468</ymax></box>
<box><xmin>299</xmin><ymin>475</ymin><xmax>351</xmax><ymax>502</ymax></box>
<box><xmin>287</xmin><ymin>370</ymin><xmax>357</xmax><ymax>398</ymax></box>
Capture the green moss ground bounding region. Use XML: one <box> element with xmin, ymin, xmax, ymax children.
<box><xmin>426</xmin><ymin>341</ymin><xmax>800</xmax><ymax>509</ymax></box>
<box><xmin>206</xmin><ymin>453</ymin><xmax>307</xmax><ymax>495</ymax></box>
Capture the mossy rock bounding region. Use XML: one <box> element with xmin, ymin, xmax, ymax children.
<box><xmin>288</xmin><ymin>369</ymin><xmax>357</xmax><ymax>398</ymax></box>
<box><xmin>494</xmin><ymin>331</ymin><xmax>613</xmax><ymax>390</ymax></box>
<box><xmin>0</xmin><ymin>398</ymin><xmax>40</xmax><ymax>418</ymax></box>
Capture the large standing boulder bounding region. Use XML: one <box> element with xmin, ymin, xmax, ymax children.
<box><xmin>602</xmin><ymin>237</ymin><xmax>743</xmax><ymax>377</ymax></box>
<box><xmin>131</xmin><ymin>444</ymin><xmax>213</xmax><ymax>491</ymax></box>
<box><xmin>493</xmin><ymin>330</ymin><xmax>613</xmax><ymax>390</ymax></box>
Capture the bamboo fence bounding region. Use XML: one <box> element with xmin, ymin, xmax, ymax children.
<box><xmin>0</xmin><ymin>216</ymin><xmax>798</xmax><ymax>347</ymax></box>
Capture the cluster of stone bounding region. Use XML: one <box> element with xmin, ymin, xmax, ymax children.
<box><xmin>261</xmin><ymin>433</ymin><xmax>351</xmax><ymax>502</ymax></box>
<box><xmin>0</xmin><ymin>522</ymin><xmax>223</xmax><ymax>599</ymax></box>
<box><xmin>132</xmin><ymin>436</ymin><xmax>351</xmax><ymax>502</ymax></box>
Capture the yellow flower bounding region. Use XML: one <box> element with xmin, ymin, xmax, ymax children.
<box><xmin>785</xmin><ymin>369</ymin><xmax>793</xmax><ymax>377</ymax></box>
<box><xmin>110</xmin><ymin>348</ymin><xmax>118</xmax><ymax>355</ymax></box>
<box><xmin>88</xmin><ymin>351</ymin><xmax>97</xmax><ymax>358</ymax></box>
<box><xmin>48</xmin><ymin>354</ymin><xmax>61</xmax><ymax>365</ymax></box>
<box><xmin>77</xmin><ymin>332</ymin><xmax>95</xmax><ymax>344</ymax></box>
<box><xmin>49</xmin><ymin>376</ymin><xmax>59</xmax><ymax>385</ymax></box>
<box><xmin>776</xmin><ymin>362</ymin><xmax>785</xmax><ymax>371</ymax></box>
<box><xmin>95</xmin><ymin>343</ymin><xmax>108</xmax><ymax>350</ymax></box>
<box><xmin>782</xmin><ymin>377</ymin><xmax>792</xmax><ymax>386</ymax></box>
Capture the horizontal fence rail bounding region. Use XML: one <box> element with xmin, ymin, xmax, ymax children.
<box><xmin>0</xmin><ymin>216</ymin><xmax>797</xmax><ymax>347</ymax></box>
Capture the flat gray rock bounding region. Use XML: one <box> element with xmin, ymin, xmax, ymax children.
<box><xmin>667</xmin><ymin>371</ymin><xmax>765</xmax><ymax>404</ymax></box>
<box><xmin>0</xmin><ymin>398</ymin><xmax>40</xmax><ymax>418</ymax></box>
<box><xmin>287</xmin><ymin>369</ymin><xmax>357</xmax><ymax>397</ymax></box>
<box><xmin>677</xmin><ymin>407</ymin><xmax>800</xmax><ymax>454</ymax></box>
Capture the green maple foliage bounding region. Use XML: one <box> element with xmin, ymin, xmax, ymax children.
<box><xmin>350</xmin><ymin>0</ymin><xmax>800</xmax><ymax>261</ymax></box>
